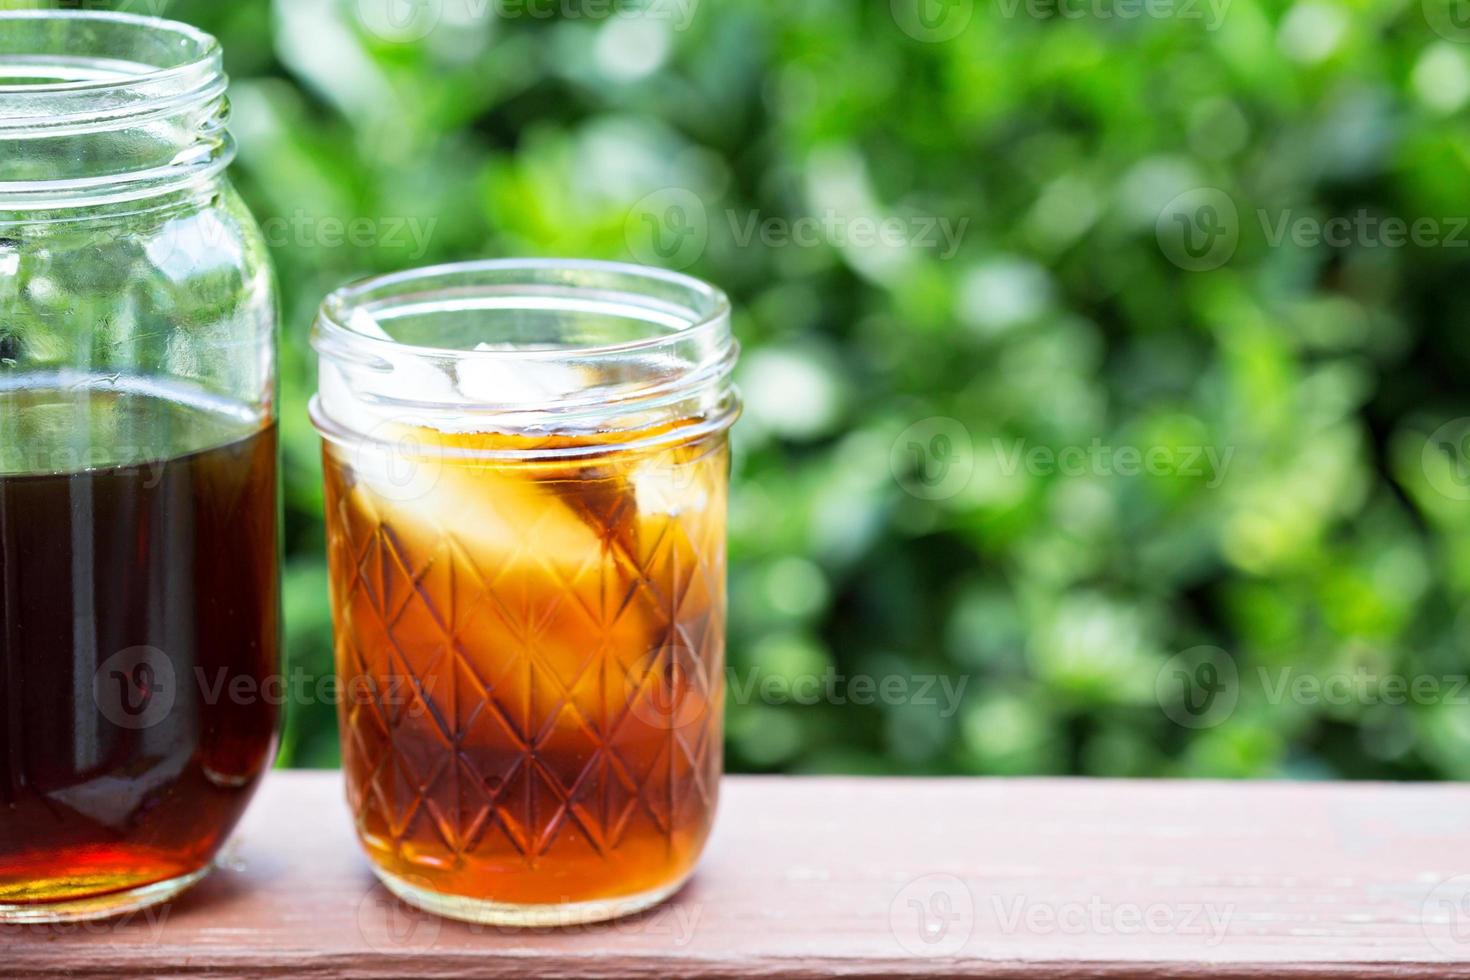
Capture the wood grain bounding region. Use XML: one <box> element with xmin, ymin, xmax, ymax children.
<box><xmin>9</xmin><ymin>772</ymin><xmax>1470</xmax><ymax>977</ymax></box>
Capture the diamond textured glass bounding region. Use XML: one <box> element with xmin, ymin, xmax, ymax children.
<box><xmin>310</xmin><ymin>260</ymin><xmax>738</xmax><ymax>925</ymax></box>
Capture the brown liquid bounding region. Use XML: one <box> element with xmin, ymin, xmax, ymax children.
<box><xmin>325</xmin><ymin>422</ymin><xmax>726</xmax><ymax>908</ymax></box>
<box><xmin>0</xmin><ymin>387</ymin><xmax>279</xmax><ymax>908</ymax></box>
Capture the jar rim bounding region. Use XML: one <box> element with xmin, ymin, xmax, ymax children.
<box><xmin>0</xmin><ymin>11</ymin><xmax>229</xmax><ymax>208</ymax></box>
<box><xmin>310</xmin><ymin>259</ymin><xmax>740</xmax><ymax>456</ymax></box>
<box><xmin>0</xmin><ymin>11</ymin><xmax>219</xmax><ymax>97</ymax></box>
<box><xmin>316</xmin><ymin>257</ymin><xmax>733</xmax><ymax>362</ymax></box>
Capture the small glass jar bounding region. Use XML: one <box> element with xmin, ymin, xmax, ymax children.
<box><xmin>311</xmin><ymin>259</ymin><xmax>738</xmax><ymax>926</ymax></box>
<box><xmin>0</xmin><ymin>12</ymin><xmax>279</xmax><ymax>921</ymax></box>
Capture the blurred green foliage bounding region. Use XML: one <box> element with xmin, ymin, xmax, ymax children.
<box><xmin>33</xmin><ymin>0</ymin><xmax>1470</xmax><ymax>778</ymax></box>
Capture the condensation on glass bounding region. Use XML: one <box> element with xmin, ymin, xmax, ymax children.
<box><xmin>311</xmin><ymin>260</ymin><xmax>739</xmax><ymax>926</ymax></box>
<box><xmin>0</xmin><ymin>12</ymin><xmax>279</xmax><ymax>922</ymax></box>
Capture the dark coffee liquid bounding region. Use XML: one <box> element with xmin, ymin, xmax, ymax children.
<box><xmin>0</xmin><ymin>384</ymin><xmax>279</xmax><ymax>906</ymax></box>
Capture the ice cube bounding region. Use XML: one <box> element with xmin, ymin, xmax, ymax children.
<box><xmin>352</xmin><ymin>308</ymin><xmax>463</xmax><ymax>409</ymax></box>
<box><xmin>630</xmin><ymin>449</ymin><xmax>708</xmax><ymax>517</ymax></box>
<box><xmin>457</xmin><ymin>344</ymin><xmax>587</xmax><ymax>407</ymax></box>
<box><xmin>318</xmin><ymin>308</ymin><xmax>465</xmax><ymax>462</ymax></box>
<box><xmin>350</xmin><ymin>431</ymin><xmax>597</xmax><ymax>565</ymax></box>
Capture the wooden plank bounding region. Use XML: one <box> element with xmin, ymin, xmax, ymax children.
<box><xmin>9</xmin><ymin>771</ymin><xmax>1470</xmax><ymax>978</ymax></box>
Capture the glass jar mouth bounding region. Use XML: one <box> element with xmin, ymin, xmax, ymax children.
<box><xmin>0</xmin><ymin>11</ymin><xmax>229</xmax><ymax>208</ymax></box>
<box><xmin>311</xmin><ymin>259</ymin><xmax>740</xmax><ymax>458</ymax></box>
<box><xmin>0</xmin><ymin>11</ymin><xmax>222</xmax><ymax>127</ymax></box>
<box><xmin>317</xmin><ymin>257</ymin><xmax>732</xmax><ymax>361</ymax></box>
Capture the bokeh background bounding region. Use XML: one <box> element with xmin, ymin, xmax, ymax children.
<box><xmin>28</xmin><ymin>0</ymin><xmax>1470</xmax><ymax>778</ymax></box>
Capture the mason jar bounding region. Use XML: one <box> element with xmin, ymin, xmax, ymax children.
<box><xmin>311</xmin><ymin>259</ymin><xmax>739</xmax><ymax>925</ymax></box>
<box><xmin>0</xmin><ymin>12</ymin><xmax>279</xmax><ymax>921</ymax></box>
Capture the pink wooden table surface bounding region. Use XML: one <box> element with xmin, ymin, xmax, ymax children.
<box><xmin>10</xmin><ymin>770</ymin><xmax>1470</xmax><ymax>977</ymax></box>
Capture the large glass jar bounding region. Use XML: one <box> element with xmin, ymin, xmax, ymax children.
<box><xmin>0</xmin><ymin>12</ymin><xmax>279</xmax><ymax>922</ymax></box>
<box><xmin>312</xmin><ymin>260</ymin><xmax>738</xmax><ymax>925</ymax></box>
